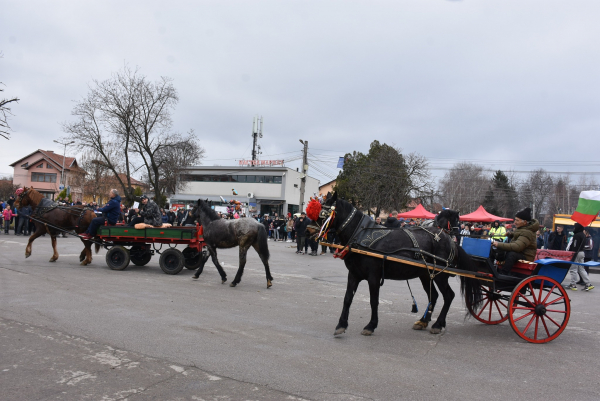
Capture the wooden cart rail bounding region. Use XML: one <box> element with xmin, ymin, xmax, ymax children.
<box><xmin>319</xmin><ymin>242</ymin><xmax>494</xmax><ymax>282</ymax></box>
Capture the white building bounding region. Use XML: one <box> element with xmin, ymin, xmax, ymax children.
<box><xmin>169</xmin><ymin>166</ymin><xmax>320</xmax><ymax>216</ymax></box>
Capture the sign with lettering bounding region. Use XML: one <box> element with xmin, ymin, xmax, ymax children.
<box><xmin>238</xmin><ymin>159</ymin><xmax>284</xmax><ymax>167</ymax></box>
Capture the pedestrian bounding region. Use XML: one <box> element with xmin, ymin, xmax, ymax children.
<box><xmin>17</xmin><ymin>205</ymin><xmax>32</xmax><ymax>235</ymax></box>
<box><xmin>489</xmin><ymin>221</ymin><xmax>506</xmax><ymax>241</ymax></box>
<box><xmin>548</xmin><ymin>225</ymin><xmax>567</xmax><ymax>250</ymax></box>
<box><xmin>3</xmin><ymin>206</ymin><xmax>14</xmax><ymax>234</ymax></box>
<box><xmin>286</xmin><ymin>217</ymin><xmax>294</xmax><ymax>242</ymax></box>
<box><xmin>536</xmin><ymin>230</ymin><xmax>544</xmax><ymax>249</ymax></box>
<box><xmin>384</xmin><ymin>211</ymin><xmax>401</xmax><ymax>228</ymax></box>
<box><xmin>294</xmin><ymin>212</ymin><xmax>309</xmax><ymax>254</ymax></box>
<box><xmin>565</xmin><ymin>223</ymin><xmax>594</xmax><ymax>291</ymax></box>
<box><xmin>375</xmin><ymin>216</ymin><xmax>382</xmax><ymax>225</ymax></box>
<box><xmin>576</xmin><ymin>228</ymin><xmax>594</xmax><ymax>285</ymax></box>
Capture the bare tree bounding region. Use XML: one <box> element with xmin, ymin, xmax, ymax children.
<box><xmin>63</xmin><ymin>66</ymin><xmax>204</xmax><ymax>206</ymax></box>
<box><xmin>1</xmin><ymin>52</ymin><xmax>19</xmax><ymax>140</ymax></box>
<box><xmin>518</xmin><ymin>168</ymin><xmax>553</xmax><ymax>220</ymax></box>
<box><xmin>155</xmin><ymin>130</ymin><xmax>205</xmax><ymax>196</ymax></box>
<box><xmin>0</xmin><ymin>177</ymin><xmax>18</xmax><ymax>200</ymax></box>
<box><xmin>438</xmin><ymin>162</ymin><xmax>490</xmax><ymax>213</ymax></box>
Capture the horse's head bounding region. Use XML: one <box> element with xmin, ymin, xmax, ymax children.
<box><xmin>434</xmin><ymin>209</ymin><xmax>460</xmax><ymax>232</ymax></box>
<box><xmin>14</xmin><ymin>187</ymin><xmax>29</xmax><ymax>209</ymax></box>
<box><xmin>305</xmin><ymin>192</ymin><xmax>338</xmax><ymax>239</ymax></box>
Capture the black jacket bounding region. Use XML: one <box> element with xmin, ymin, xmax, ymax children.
<box><xmin>567</xmin><ymin>224</ymin><xmax>586</xmax><ymax>255</ymax></box>
<box><xmin>548</xmin><ymin>231</ymin><xmax>567</xmax><ymax>251</ymax></box>
<box><xmin>294</xmin><ymin>217</ymin><xmax>310</xmax><ymax>237</ymax></box>
<box><xmin>384</xmin><ymin>217</ymin><xmax>401</xmax><ymax>228</ymax></box>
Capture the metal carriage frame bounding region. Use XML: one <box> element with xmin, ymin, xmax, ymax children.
<box><xmin>96</xmin><ymin>223</ymin><xmax>209</xmax><ymax>275</ymax></box>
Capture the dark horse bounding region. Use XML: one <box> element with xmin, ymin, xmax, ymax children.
<box><xmin>14</xmin><ymin>187</ymin><xmax>100</xmax><ymax>265</ymax></box>
<box><xmin>312</xmin><ymin>193</ymin><xmax>480</xmax><ymax>336</ymax></box>
<box><xmin>192</xmin><ymin>199</ymin><xmax>273</xmax><ymax>288</ymax></box>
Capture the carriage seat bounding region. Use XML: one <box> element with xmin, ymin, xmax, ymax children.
<box><xmin>511</xmin><ymin>260</ymin><xmax>537</xmax><ymax>276</ymax></box>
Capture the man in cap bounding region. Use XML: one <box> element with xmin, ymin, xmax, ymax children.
<box><xmin>491</xmin><ymin>207</ymin><xmax>539</xmax><ymax>275</ymax></box>
<box><xmin>80</xmin><ymin>189</ymin><xmax>122</xmax><ymax>240</ymax></box>
<box><xmin>128</xmin><ymin>195</ymin><xmax>162</xmax><ymax>227</ymax></box>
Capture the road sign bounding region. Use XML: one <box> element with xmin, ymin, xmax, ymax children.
<box><xmin>59</xmin><ymin>184</ymin><xmax>65</xmax><ymax>190</ymax></box>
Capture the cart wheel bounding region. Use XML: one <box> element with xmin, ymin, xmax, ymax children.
<box><xmin>509</xmin><ymin>275</ymin><xmax>571</xmax><ymax>343</ymax></box>
<box><xmin>467</xmin><ymin>284</ymin><xmax>509</xmax><ymax>325</ymax></box>
<box><xmin>130</xmin><ymin>245</ymin><xmax>152</xmax><ymax>266</ymax></box>
<box><xmin>106</xmin><ymin>246</ymin><xmax>130</xmax><ymax>271</ymax></box>
<box><xmin>159</xmin><ymin>248</ymin><xmax>185</xmax><ymax>275</ymax></box>
<box><xmin>182</xmin><ymin>247</ymin><xmax>202</xmax><ymax>270</ymax></box>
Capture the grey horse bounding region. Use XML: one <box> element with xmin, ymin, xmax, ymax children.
<box><xmin>192</xmin><ymin>199</ymin><xmax>273</xmax><ymax>288</ymax></box>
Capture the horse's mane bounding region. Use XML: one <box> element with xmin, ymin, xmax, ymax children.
<box><xmin>197</xmin><ymin>199</ymin><xmax>221</xmax><ymax>221</ymax></box>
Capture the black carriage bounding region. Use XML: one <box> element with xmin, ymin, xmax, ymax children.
<box><xmin>96</xmin><ymin>223</ymin><xmax>209</xmax><ymax>275</ymax></box>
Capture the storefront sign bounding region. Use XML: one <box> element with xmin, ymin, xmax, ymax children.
<box><xmin>238</xmin><ymin>159</ymin><xmax>284</xmax><ymax>166</ymax></box>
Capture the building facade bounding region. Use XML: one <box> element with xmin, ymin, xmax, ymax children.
<box><xmin>10</xmin><ymin>149</ymin><xmax>84</xmax><ymax>201</ymax></box>
<box><xmin>169</xmin><ymin>166</ymin><xmax>320</xmax><ymax>216</ymax></box>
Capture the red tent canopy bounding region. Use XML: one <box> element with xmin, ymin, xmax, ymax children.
<box><xmin>397</xmin><ymin>204</ymin><xmax>437</xmax><ymax>219</ymax></box>
<box><xmin>459</xmin><ymin>205</ymin><xmax>513</xmax><ymax>223</ymax></box>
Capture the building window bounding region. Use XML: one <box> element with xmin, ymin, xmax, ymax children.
<box><xmin>31</xmin><ymin>172</ymin><xmax>57</xmax><ymax>183</ymax></box>
<box><xmin>274</xmin><ymin>176</ymin><xmax>282</xmax><ymax>184</ymax></box>
<box><xmin>181</xmin><ymin>174</ymin><xmax>284</xmax><ymax>184</ymax></box>
<box><xmin>37</xmin><ymin>163</ymin><xmax>44</xmax><ymax>168</ymax></box>
<box><xmin>47</xmin><ymin>163</ymin><xmax>54</xmax><ymax>169</ymax></box>
<box><xmin>21</xmin><ymin>162</ymin><xmax>29</xmax><ymax>168</ymax></box>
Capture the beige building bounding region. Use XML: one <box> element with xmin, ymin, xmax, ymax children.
<box><xmin>170</xmin><ymin>165</ymin><xmax>320</xmax><ymax>216</ymax></box>
<box><xmin>10</xmin><ymin>149</ymin><xmax>84</xmax><ymax>201</ymax></box>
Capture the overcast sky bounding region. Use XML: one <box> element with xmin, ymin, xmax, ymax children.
<box><xmin>2</xmin><ymin>1</ymin><xmax>599</xmax><ymax>185</ymax></box>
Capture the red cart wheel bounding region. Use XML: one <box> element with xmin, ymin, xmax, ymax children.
<box><xmin>508</xmin><ymin>276</ymin><xmax>570</xmax><ymax>343</ymax></box>
<box><xmin>467</xmin><ymin>284</ymin><xmax>509</xmax><ymax>325</ymax></box>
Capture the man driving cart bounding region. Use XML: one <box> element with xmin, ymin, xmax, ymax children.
<box><xmin>491</xmin><ymin>207</ymin><xmax>539</xmax><ymax>275</ymax></box>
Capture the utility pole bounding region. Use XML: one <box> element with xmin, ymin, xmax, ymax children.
<box><xmin>53</xmin><ymin>139</ymin><xmax>74</xmax><ymax>189</ymax></box>
<box><xmin>251</xmin><ymin>116</ymin><xmax>263</xmax><ymax>162</ymax></box>
<box><xmin>299</xmin><ymin>139</ymin><xmax>308</xmax><ymax>212</ymax></box>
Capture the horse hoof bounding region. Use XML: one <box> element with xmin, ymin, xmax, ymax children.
<box><xmin>412</xmin><ymin>321</ymin><xmax>428</xmax><ymax>330</ymax></box>
<box><xmin>49</xmin><ymin>259</ymin><xmax>57</xmax><ymax>263</ymax></box>
<box><xmin>334</xmin><ymin>327</ymin><xmax>346</xmax><ymax>336</ymax></box>
<box><xmin>361</xmin><ymin>329</ymin><xmax>373</xmax><ymax>336</ymax></box>
<box><xmin>430</xmin><ymin>327</ymin><xmax>442</xmax><ymax>334</ymax></box>
<box><xmin>25</xmin><ymin>253</ymin><xmax>31</xmax><ymax>258</ymax></box>
<box><xmin>229</xmin><ymin>282</ymin><xmax>237</xmax><ymax>287</ymax></box>
<box><xmin>267</xmin><ymin>280</ymin><xmax>272</xmax><ymax>288</ymax></box>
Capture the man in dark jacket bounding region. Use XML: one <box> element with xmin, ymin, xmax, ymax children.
<box><xmin>384</xmin><ymin>211</ymin><xmax>401</xmax><ymax>228</ymax></box>
<box><xmin>80</xmin><ymin>189</ymin><xmax>122</xmax><ymax>239</ymax></box>
<box><xmin>294</xmin><ymin>212</ymin><xmax>309</xmax><ymax>254</ymax></box>
<box><xmin>492</xmin><ymin>207</ymin><xmax>539</xmax><ymax>275</ymax></box>
<box><xmin>565</xmin><ymin>223</ymin><xmax>593</xmax><ymax>291</ymax></box>
<box><xmin>129</xmin><ymin>195</ymin><xmax>162</xmax><ymax>227</ymax></box>
<box><xmin>548</xmin><ymin>226</ymin><xmax>567</xmax><ymax>250</ymax></box>
<box><xmin>17</xmin><ymin>205</ymin><xmax>32</xmax><ymax>235</ymax></box>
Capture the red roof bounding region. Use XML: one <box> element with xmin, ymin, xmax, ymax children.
<box><xmin>397</xmin><ymin>204</ymin><xmax>437</xmax><ymax>219</ymax></box>
<box><xmin>10</xmin><ymin>149</ymin><xmax>77</xmax><ymax>171</ymax></box>
<box><xmin>459</xmin><ymin>205</ymin><xmax>513</xmax><ymax>223</ymax></box>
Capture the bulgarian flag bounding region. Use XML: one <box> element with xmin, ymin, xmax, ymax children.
<box><xmin>571</xmin><ymin>191</ymin><xmax>600</xmax><ymax>227</ymax></box>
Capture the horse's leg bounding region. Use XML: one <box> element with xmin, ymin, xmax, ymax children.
<box><xmin>361</xmin><ymin>276</ymin><xmax>381</xmax><ymax>336</ymax></box>
<box><xmin>430</xmin><ymin>275</ymin><xmax>455</xmax><ymax>334</ymax></box>
<box><xmin>252</xmin><ymin>242</ymin><xmax>273</xmax><ymax>288</ymax></box>
<box><xmin>80</xmin><ymin>240</ymin><xmax>93</xmax><ymax>266</ymax></box>
<box><xmin>335</xmin><ymin>271</ymin><xmax>361</xmax><ymax>335</ymax></box>
<box><xmin>413</xmin><ymin>275</ymin><xmax>439</xmax><ymax>330</ymax></box>
<box><xmin>49</xmin><ymin>236</ymin><xmax>59</xmax><ymax>262</ymax></box>
<box><xmin>230</xmin><ymin>245</ymin><xmax>251</xmax><ymax>287</ymax></box>
<box><xmin>198</xmin><ymin>245</ymin><xmax>227</xmax><ymax>283</ymax></box>
<box><xmin>25</xmin><ymin>226</ymin><xmax>45</xmax><ymax>258</ymax></box>
<box><xmin>191</xmin><ymin>252</ymin><xmax>208</xmax><ymax>279</ymax></box>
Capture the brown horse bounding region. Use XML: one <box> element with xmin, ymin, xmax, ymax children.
<box><xmin>14</xmin><ymin>187</ymin><xmax>99</xmax><ymax>265</ymax></box>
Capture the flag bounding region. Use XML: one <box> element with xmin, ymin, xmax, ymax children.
<box><xmin>571</xmin><ymin>191</ymin><xmax>600</xmax><ymax>227</ymax></box>
<box><xmin>337</xmin><ymin>157</ymin><xmax>344</xmax><ymax>169</ymax></box>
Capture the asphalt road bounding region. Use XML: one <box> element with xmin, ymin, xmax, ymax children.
<box><xmin>1</xmin><ymin>235</ymin><xmax>599</xmax><ymax>401</ymax></box>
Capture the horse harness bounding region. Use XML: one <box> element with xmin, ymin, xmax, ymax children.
<box><xmin>316</xmin><ymin>202</ymin><xmax>458</xmax><ymax>285</ymax></box>
<box><xmin>18</xmin><ymin>190</ymin><xmax>94</xmax><ymax>231</ymax></box>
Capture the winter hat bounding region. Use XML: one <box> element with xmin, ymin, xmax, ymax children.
<box><xmin>515</xmin><ymin>207</ymin><xmax>531</xmax><ymax>221</ymax></box>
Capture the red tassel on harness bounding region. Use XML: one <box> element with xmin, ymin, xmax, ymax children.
<box><xmin>306</xmin><ymin>199</ymin><xmax>322</xmax><ymax>222</ymax></box>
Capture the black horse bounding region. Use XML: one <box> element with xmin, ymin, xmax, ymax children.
<box><xmin>313</xmin><ymin>193</ymin><xmax>480</xmax><ymax>336</ymax></box>
<box><xmin>192</xmin><ymin>199</ymin><xmax>274</xmax><ymax>288</ymax></box>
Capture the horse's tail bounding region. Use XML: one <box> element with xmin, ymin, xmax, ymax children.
<box><xmin>95</xmin><ymin>243</ymin><xmax>100</xmax><ymax>254</ymax></box>
<box><xmin>257</xmin><ymin>224</ymin><xmax>270</xmax><ymax>260</ymax></box>
<box><xmin>457</xmin><ymin>245</ymin><xmax>483</xmax><ymax>316</ymax></box>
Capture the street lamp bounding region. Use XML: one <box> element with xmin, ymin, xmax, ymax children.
<box><xmin>53</xmin><ymin>139</ymin><xmax>75</xmax><ymax>188</ymax></box>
